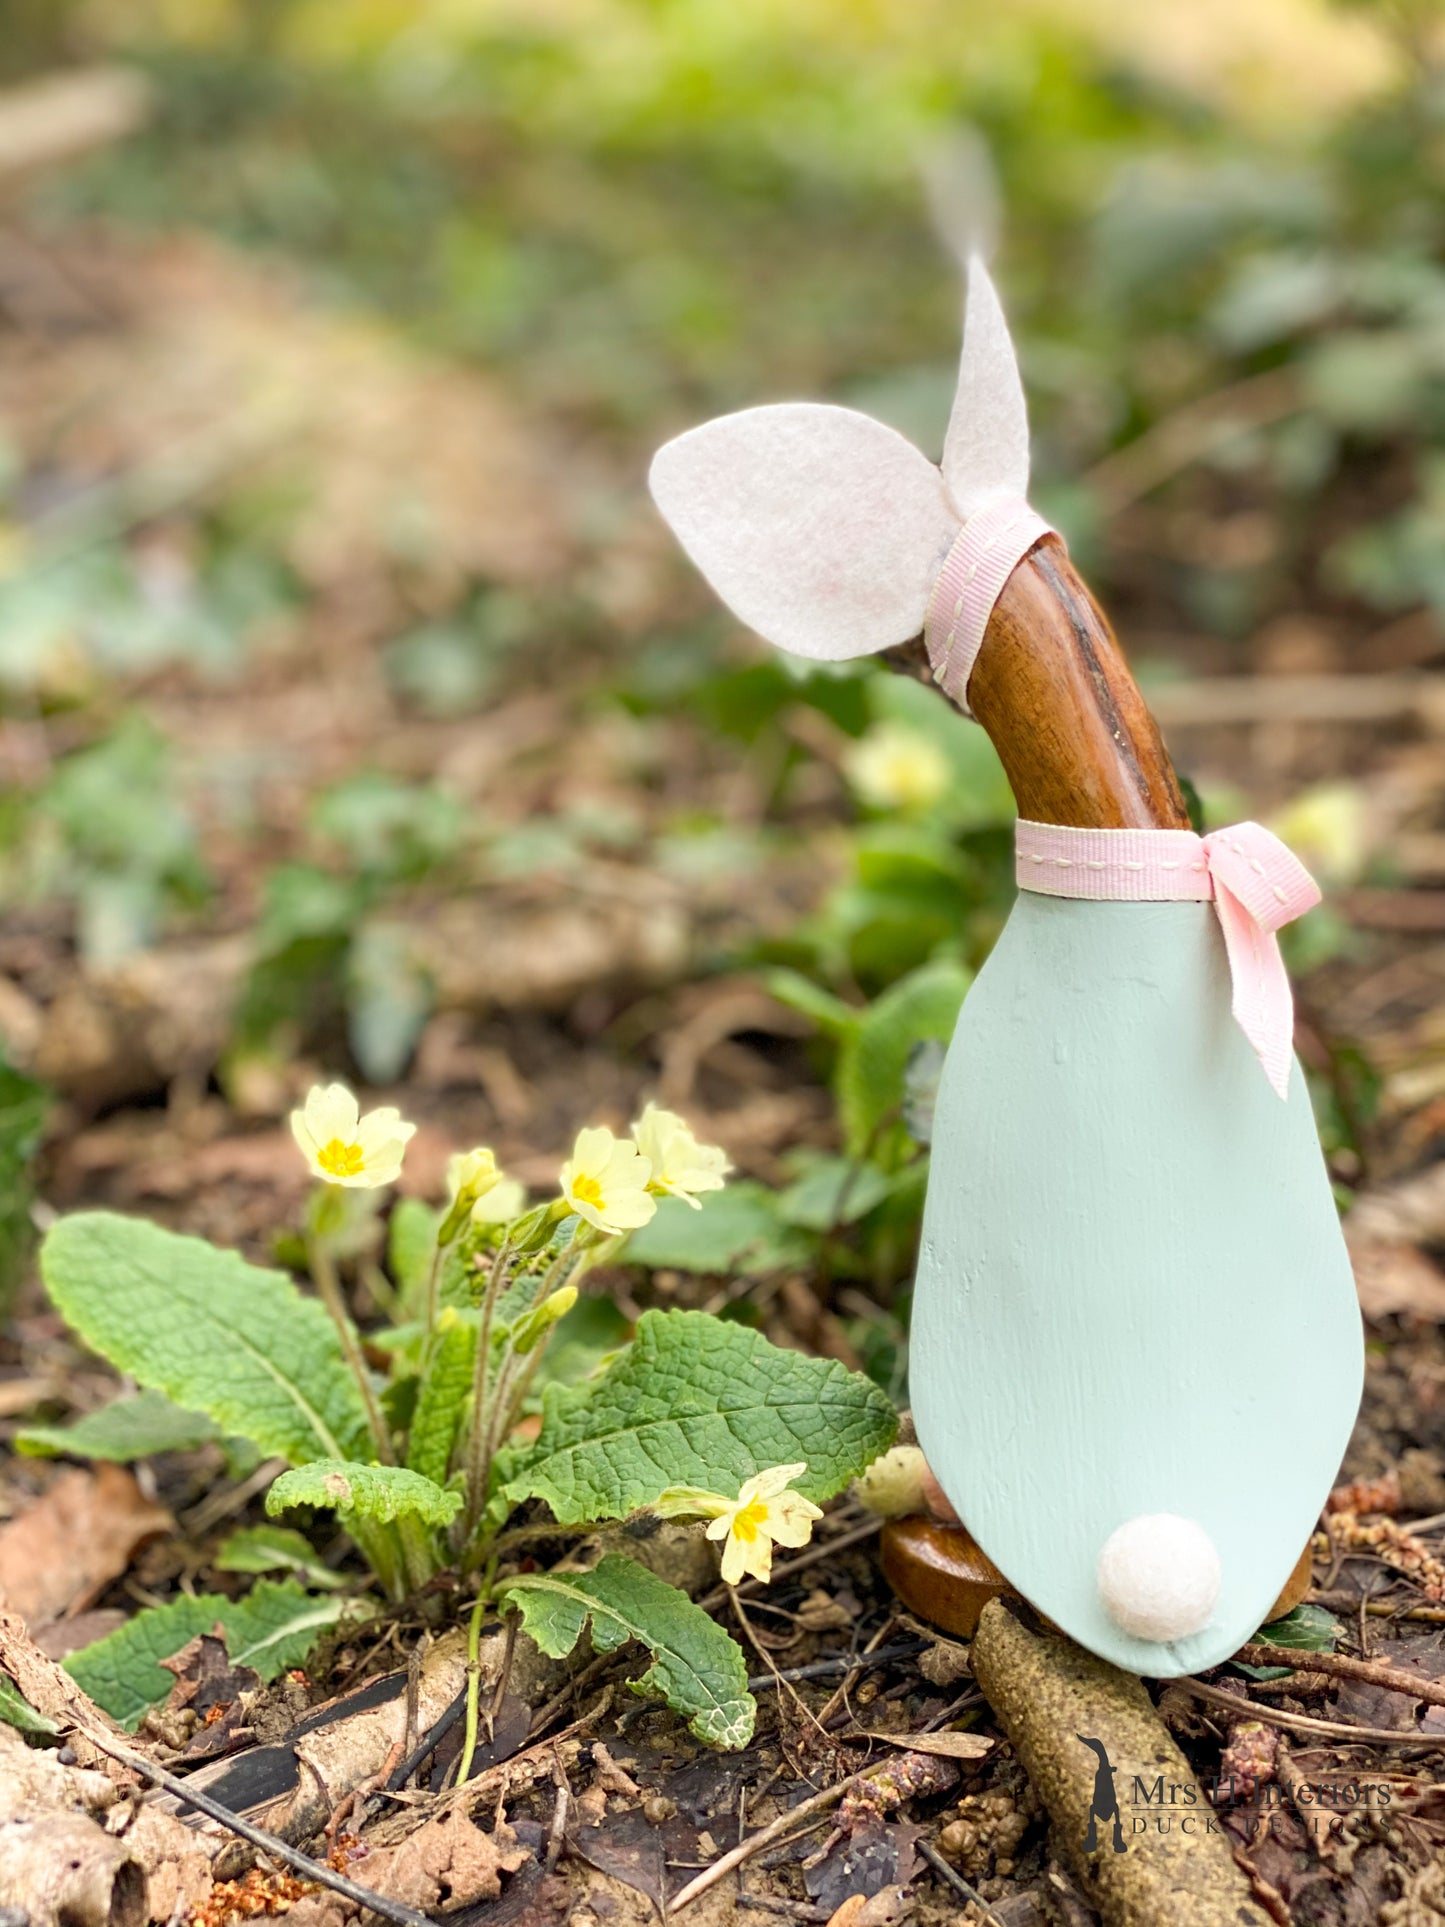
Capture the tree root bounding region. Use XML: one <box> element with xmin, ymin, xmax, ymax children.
<box><xmin>970</xmin><ymin>1599</ymin><xmax>1268</xmax><ymax>1927</ymax></box>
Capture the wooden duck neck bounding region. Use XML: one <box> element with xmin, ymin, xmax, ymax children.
<box><xmin>888</xmin><ymin>536</ymin><xmax>1190</xmax><ymax>831</ymax></box>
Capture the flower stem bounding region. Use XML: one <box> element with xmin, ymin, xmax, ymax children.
<box><xmin>455</xmin><ymin>1575</ymin><xmax>494</xmax><ymax>1788</ymax></box>
<box><xmin>308</xmin><ymin>1235</ymin><xmax>395</xmax><ymax>1466</ymax></box>
<box><xmin>459</xmin><ymin>1237</ymin><xmax>513</xmax><ymax>1547</ymax></box>
<box><xmin>422</xmin><ymin>1240</ymin><xmax>444</xmax><ymax>1347</ymax></box>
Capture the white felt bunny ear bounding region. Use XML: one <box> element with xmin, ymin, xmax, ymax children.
<box><xmin>648</xmin><ymin>403</ymin><xmax>957</xmax><ymax>662</ymax></box>
<box><xmin>942</xmin><ymin>257</ymin><xmax>1032</xmax><ymax>521</ymax></box>
<box><xmin>649</xmin><ymin>259</ymin><xmax>1050</xmax><ymax>699</ymax></box>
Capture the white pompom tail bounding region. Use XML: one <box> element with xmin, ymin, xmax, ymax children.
<box><xmin>1096</xmin><ymin>1514</ymin><xmax>1221</xmax><ymax>1643</ymax></box>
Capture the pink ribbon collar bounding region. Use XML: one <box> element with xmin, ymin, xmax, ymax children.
<box><xmin>1015</xmin><ymin>819</ymin><xmax>1322</xmax><ymax>1099</ymax></box>
<box><xmin>923</xmin><ymin>497</ymin><xmax>1056</xmax><ymax>713</ymax></box>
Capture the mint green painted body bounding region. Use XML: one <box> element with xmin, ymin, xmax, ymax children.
<box><xmin>910</xmin><ymin>893</ymin><xmax>1362</xmax><ymax>1676</ymax></box>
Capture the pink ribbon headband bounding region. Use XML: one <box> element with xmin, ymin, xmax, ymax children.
<box><xmin>923</xmin><ymin>496</ymin><xmax>1057</xmax><ymax>712</ymax></box>
<box><xmin>1015</xmin><ymin>819</ymin><xmax>1322</xmax><ymax>1100</ymax></box>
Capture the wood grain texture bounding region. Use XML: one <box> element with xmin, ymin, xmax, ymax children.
<box><xmin>879</xmin><ymin>1518</ymin><xmax>1013</xmax><ymax>1638</ymax></box>
<box><xmin>885</xmin><ymin>536</ymin><xmax>1190</xmax><ymax>830</ymax></box>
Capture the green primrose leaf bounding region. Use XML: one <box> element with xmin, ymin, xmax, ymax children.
<box><xmin>506</xmin><ymin>1308</ymin><xmax>896</xmax><ymax>1524</ymax></box>
<box><xmin>214</xmin><ymin>1524</ymin><xmax>348</xmax><ymax>1590</ymax></box>
<box><xmin>406</xmin><ymin>1320</ymin><xmax>477</xmax><ymax>1488</ymax></box>
<box><xmin>0</xmin><ymin>1674</ymin><xmax>60</xmax><ymax>1737</ymax></box>
<box><xmin>501</xmin><ymin>1554</ymin><xmax>754</xmax><ymax>1749</ymax></box>
<box><xmin>16</xmin><ymin>1388</ymin><xmax>221</xmax><ymax>1461</ymax></box>
<box><xmin>266</xmin><ymin>1460</ymin><xmax>462</xmax><ymax>1528</ymax></box>
<box><xmin>836</xmin><ymin>958</ymin><xmax>971</xmax><ymax>1156</ymax></box>
<box><xmin>624</xmin><ymin>1184</ymin><xmax>811</xmax><ymax>1277</ymax></box>
<box><xmin>1233</xmin><ymin>1602</ymin><xmax>1346</xmax><ymax>1679</ymax></box>
<box><xmin>40</xmin><ymin>1214</ymin><xmax>372</xmax><ymax>1467</ymax></box>
<box><xmin>775</xmin><ymin>1154</ymin><xmax>893</xmax><ymax>1231</ymax></box>
<box><xmin>66</xmin><ymin>1581</ymin><xmax>346</xmax><ymax>1730</ymax></box>
<box><xmin>388</xmin><ymin>1198</ymin><xmax>440</xmax><ymax>1306</ymax></box>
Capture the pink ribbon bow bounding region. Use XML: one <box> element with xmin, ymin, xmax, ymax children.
<box><xmin>1015</xmin><ymin>819</ymin><xmax>1322</xmax><ymax>1099</ymax></box>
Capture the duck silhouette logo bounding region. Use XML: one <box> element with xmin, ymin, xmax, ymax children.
<box><xmin>1077</xmin><ymin>1736</ymin><xmax>1126</xmax><ymax>1854</ymax></box>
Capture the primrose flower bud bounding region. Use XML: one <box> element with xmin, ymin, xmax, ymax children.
<box><xmin>852</xmin><ymin>1445</ymin><xmax>930</xmax><ymax>1519</ymax></box>
<box><xmin>513</xmin><ymin>1284</ymin><xmax>579</xmax><ymax>1355</ymax></box>
<box><xmin>440</xmin><ymin>1147</ymin><xmax>521</xmax><ymax>1244</ymax></box>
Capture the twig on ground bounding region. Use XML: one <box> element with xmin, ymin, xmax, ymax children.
<box><xmin>82</xmin><ymin>1732</ymin><xmax>439</xmax><ymax>1927</ymax></box>
<box><xmin>745</xmin><ymin>1637</ymin><xmax>929</xmax><ymax>1691</ymax></box>
<box><xmin>729</xmin><ymin>1586</ymin><xmax>823</xmax><ymax>1734</ymax></box>
<box><xmin>384</xmin><ymin>1690</ymin><xmax>468</xmax><ymax>1791</ymax></box>
<box><xmin>527</xmin><ymin>1652</ymin><xmax>614</xmax><ymax>1738</ymax></box>
<box><xmin>545</xmin><ymin>1744</ymin><xmax>571</xmax><ymax>1875</ymax></box>
<box><xmin>815</xmin><ymin>1614</ymin><xmax>898</xmax><ymax>1730</ymax></box>
<box><xmin>1184</xmin><ymin>1676</ymin><xmax>1445</xmax><ymax>1746</ymax></box>
<box><xmin>1309</xmin><ymin>1590</ymin><xmax>1445</xmax><ymax>1626</ymax></box>
<box><xmin>971</xmin><ymin>1600</ymin><xmax>1270</xmax><ymax>1925</ymax></box>
<box><xmin>916</xmin><ymin>1837</ymin><xmax>1006</xmax><ymax>1925</ymax></box>
<box><xmin>669</xmin><ymin>1768</ymin><xmax>880</xmax><ymax>1911</ymax></box>
<box><xmin>1233</xmin><ymin>1642</ymin><xmax>1445</xmax><ymax>1710</ymax></box>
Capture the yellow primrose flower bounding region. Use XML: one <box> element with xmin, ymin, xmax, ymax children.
<box><xmin>471</xmin><ymin>1175</ymin><xmax>526</xmax><ymax>1226</ymax></box>
<box><xmin>559</xmin><ymin>1126</ymin><xmax>657</xmax><ymax>1235</ymax></box>
<box><xmin>1269</xmin><ymin>781</ymin><xmax>1369</xmax><ymax>888</ymax></box>
<box><xmin>844</xmin><ymin>722</ymin><xmax>951</xmax><ymax>814</ymax></box>
<box><xmin>631</xmin><ymin>1103</ymin><xmax>730</xmax><ymax>1210</ymax></box>
<box><xmin>290</xmin><ymin>1082</ymin><xmax>415</xmax><ymax>1190</ymax></box>
<box><xmin>706</xmin><ymin>1464</ymin><xmax>823</xmax><ymax>1587</ymax></box>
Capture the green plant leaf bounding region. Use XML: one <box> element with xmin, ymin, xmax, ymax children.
<box><xmin>501</xmin><ymin>1554</ymin><xmax>754</xmax><ymax>1749</ymax></box>
<box><xmin>266</xmin><ymin>1460</ymin><xmax>462</xmax><ymax>1528</ymax></box>
<box><xmin>623</xmin><ymin>1185</ymin><xmax>811</xmax><ymax>1278</ymax></box>
<box><xmin>66</xmin><ymin>1581</ymin><xmax>346</xmax><ymax>1730</ymax></box>
<box><xmin>836</xmin><ymin>958</ymin><xmax>970</xmax><ymax>1156</ymax></box>
<box><xmin>40</xmin><ymin>1213</ymin><xmax>372</xmax><ymax>1467</ymax></box>
<box><xmin>406</xmin><ymin>1320</ymin><xmax>477</xmax><ymax>1487</ymax></box>
<box><xmin>775</xmin><ymin>1154</ymin><xmax>893</xmax><ymax>1231</ymax></box>
<box><xmin>16</xmin><ymin>1388</ymin><xmax>220</xmax><ymax>1461</ymax></box>
<box><xmin>763</xmin><ymin>968</ymin><xmax>859</xmax><ymax>1038</ymax></box>
<box><xmin>0</xmin><ymin>1674</ymin><xmax>59</xmax><ymax>1736</ymax></box>
<box><xmin>388</xmin><ymin>1198</ymin><xmax>439</xmax><ymax>1307</ymax></box>
<box><xmin>1234</xmin><ymin>1602</ymin><xmax>1345</xmax><ymax>1679</ymax></box>
<box><xmin>214</xmin><ymin>1524</ymin><xmax>348</xmax><ymax>1590</ymax></box>
<box><xmin>0</xmin><ymin>1056</ymin><xmax>45</xmax><ymax>1320</ymax></box>
<box><xmin>506</xmin><ymin>1308</ymin><xmax>896</xmax><ymax>1523</ymax></box>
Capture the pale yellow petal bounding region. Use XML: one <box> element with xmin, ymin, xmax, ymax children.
<box><xmin>356</xmin><ymin>1106</ymin><xmax>416</xmax><ymax>1158</ymax></box>
<box><xmin>304</xmin><ymin>1082</ymin><xmax>358</xmax><ymax>1145</ymax></box>
<box><xmin>747</xmin><ymin>1463</ymin><xmax>808</xmax><ymax>1502</ymax></box>
<box><xmin>569</xmin><ymin>1125</ymin><xmax>617</xmax><ymax>1181</ymax></box>
<box><xmin>729</xmin><ymin>1529</ymin><xmax>773</xmax><ymax>1586</ymax></box>
<box><xmin>289</xmin><ymin>1108</ymin><xmax>321</xmax><ymax>1166</ymax></box>
<box><xmin>596</xmin><ymin>1187</ymin><xmax>657</xmax><ymax>1232</ymax></box>
<box><xmin>471</xmin><ymin>1177</ymin><xmax>525</xmax><ymax>1225</ymax></box>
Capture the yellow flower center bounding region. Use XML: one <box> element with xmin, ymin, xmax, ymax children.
<box><xmin>731</xmin><ymin>1499</ymin><xmax>769</xmax><ymax>1544</ymax></box>
<box><xmin>318</xmin><ymin>1137</ymin><xmax>366</xmax><ymax>1179</ymax></box>
<box><xmin>571</xmin><ymin>1174</ymin><xmax>605</xmax><ymax>1210</ymax></box>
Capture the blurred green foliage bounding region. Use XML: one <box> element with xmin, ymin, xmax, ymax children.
<box><xmin>0</xmin><ymin>0</ymin><xmax>1423</xmax><ymax>1308</ymax></box>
